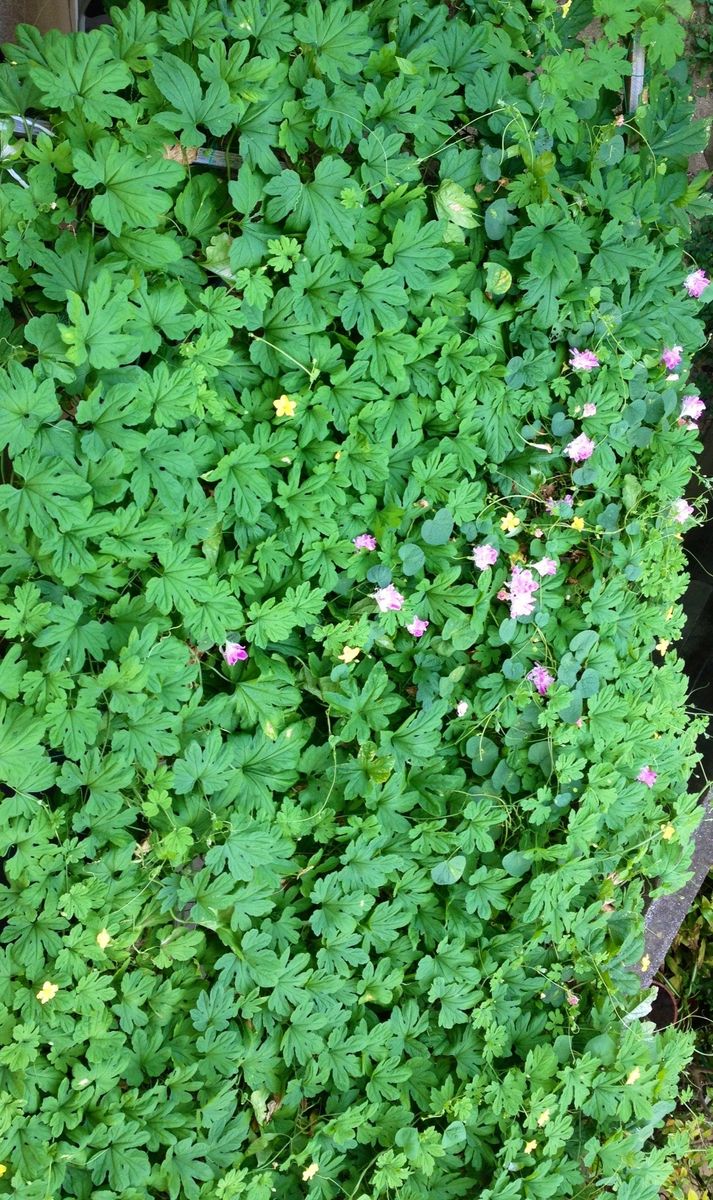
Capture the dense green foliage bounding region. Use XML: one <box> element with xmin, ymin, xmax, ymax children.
<box><xmin>0</xmin><ymin>0</ymin><xmax>712</xmax><ymax>1196</ymax></box>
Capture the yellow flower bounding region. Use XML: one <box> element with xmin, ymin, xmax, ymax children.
<box><xmin>273</xmin><ymin>394</ymin><xmax>297</xmax><ymax>418</ymax></box>
<box><xmin>524</xmin><ymin>1139</ymin><xmax>537</xmax><ymax>1154</ymax></box>
<box><xmin>500</xmin><ymin>512</ymin><xmax>521</xmax><ymax>533</ymax></box>
<box><xmin>36</xmin><ymin>981</ymin><xmax>59</xmax><ymax>1004</ymax></box>
<box><xmin>0</xmin><ymin>1164</ymin><xmax>6</xmax><ymax>1177</ymax></box>
<box><xmin>661</xmin><ymin>823</ymin><xmax>675</xmax><ymax>841</ymax></box>
<box><xmin>96</xmin><ymin>928</ymin><xmax>111</xmax><ymax>950</ymax></box>
<box><xmin>641</xmin><ymin>954</ymin><xmax>651</xmax><ymax>972</ymax></box>
<box><xmin>536</xmin><ymin>1109</ymin><xmax>550</xmax><ymax>1128</ymax></box>
<box><xmin>561</xmin><ymin>0</ymin><xmax>572</xmax><ymax>14</ymax></box>
<box><xmin>625</xmin><ymin>1067</ymin><xmax>640</xmax><ymax>1086</ymax></box>
<box><xmin>338</xmin><ymin>646</ymin><xmax>361</xmax><ymax>664</ymax></box>
<box><xmin>509</xmin><ymin>550</ymin><xmax>526</xmax><ymax>565</ymax></box>
<box><xmin>656</xmin><ymin>639</ymin><xmax>670</xmax><ymax>656</ymax></box>
<box><xmin>302</xmin><ymin>1163</ymin><xmax>319</xmax><ymax>1182</ymax></box>
<box><xmin>571</xmin><ymin>516</ymin><xmax>585</xmax><ymax>532</ymax></box>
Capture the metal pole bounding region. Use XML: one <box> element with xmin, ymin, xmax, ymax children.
<box><xmin>629</xmin><ymin>37</ymin><xmax>646</xmax><ymax>112</ymax></box>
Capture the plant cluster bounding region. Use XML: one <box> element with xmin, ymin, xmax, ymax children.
<box><xmin>0</xmin><ymin>0</ymin><xmax>712</xmax><ymax>1197</ymax></box>
<box><xmin>688</xmin><ymin>0</ymin><xmax>713</xmax><ymax>70</ymax></box>
<box><xmin>591</xmin><ymin>0</ymin><xmax>694</xmax><ymax>69</ymax></box>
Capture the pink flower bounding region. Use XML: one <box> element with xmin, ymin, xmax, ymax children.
<box><xmin>455</xmin><ymin>700</ymin><xmax>469</xmax><ymax>717</ymax></box>
<box><xmin>637</xmin><ymin>766</ymin><xmax>657</xmax><ymax>787</ymax></box>
<box><xmin>510</xmin><ymin>566</ymin><xmax>540</xmax><ymax>596</ymax></box>
<box><xmin>672</xmin><ymin>498</ymin><xmax>694</xmax><ymax>524</ymax></box>
<box><xmin>373</xmin><ymin>584</ymin><xmax>405</xmax><ymax>612</ymax></box>
<box><xmin>564</xmin><ymin>434</ymin><xmax>596</xmax><ymax>463</ymax></box>
<box><xmin>353</xmin><ymin>533</ymin><xmax>377</xmax><ymax>551</ymax></box>
<box><xmin>681</xmin><ymin>394</ymin><xmax>705</xmax><ymax>421</ymax></box>
<box><xmin>472</xmin><ymin>544</ymin><xmax>499</xmax><ymax>570</ymax></box>
<box><xmin>407</xmin><ymin>615</ymin><xmax>429</xmax><ymax>638</ymax></box>
<box><xmin>661</xmin><ymin>346</ymin><xmax>683</xmax><ymax>371</ymax></box>
<box><xmin>527</xmin><ymin>663</ymin><xmax>554</xmax><ymax>695</ymax></box>
<box><xmin>223</xmin><ymin>641</ymin><xmax>248</xmax><ymax>665</ymax></box>
<box><xmin>497</xmin><ymin>588</ymin><xmax>508</xmax><ymax>601</ymax></box>
<box><xmin>544</xmin><ymin>494</ymin><xmax>571</xmax><ymax>514</ymax></box>
<box><xmin>569</xmin><ymin>348</ymin><xmax>600</xmax><ymax>371</ymax></box>
<box><xmin>511</xmin><ymin>593</ymin><xmax>537</xmax><ymax>617</ymax></box>
<box><xmin>503</xmin><ymin>566</ymin><xmax>540</xmax><ymax>619</ymax></box>
<box><xmin>582</xmin><ymin>402</ymin><xmax>597</xmax><ymax>417</ymax></box>
<box><xmin>532</xmin><ymin>557</ymin><xmax>557</xmax><ymax>577</ymax></box>
<box><xmin>544</xmin><ymin>492</ymin><xmax>571</xmax><ymax>516</ymax></box>
<box><xmin>684</xmin><ymin>269</ymin><xmax>709</xmax><ymax>299</ymax></box>
<box><xmin>566</xmin><ymin>992</ymin><xmax>579</xmax><ymax>1007</ymax></box>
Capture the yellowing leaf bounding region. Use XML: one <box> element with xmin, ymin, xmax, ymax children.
<box><xmin>434</xmin><ymin>179</ymin><xmax>479</xmax><ymax>229</ymax></box>
<box><xmin>485</xmin><ymin>261</ymin><xmax>512</xmax><ymax>295</ymax></box>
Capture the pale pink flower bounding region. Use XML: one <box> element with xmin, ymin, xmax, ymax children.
<box><xmin>472</xmin><ymin>544</ymin><xmax>499</xmax><ymax>569</ymax></box>
<box><xmin>373</xmin><ymin>584</ymin><xmax>405</xmax><ymax>612</ymax></box>
<box><xmin>504</xmin><ymin>566</ymin><xmax>540</xmax><ymax>619</ymax></box>
<box><xmin>564</xmin><ymin>434</ymin><xmax>595</xmax><ymax>463</ymax></box>
<box><xmin>511</xmin><ymin>593</ymin><xmax>537</xmax><ymax>617</ymax></box>
<box><xmin>455</xmin><ymin>700</ymin><xmax>469</xmax><ymax>717</ymax></box>
<box><xmin>582</xmin><ymin>402</ymin><xmax>597</xmax><ymax>417</ymax></box>
<box><xmin>661</xmin><ymin>346</ymin><xmax>683</xmax><ymax>371</ymax></box>
<box><xmin>532</xmin><ymin>557</ymin><xmax>557</xmax><ymax>577</ymax></box>
<box><xmin>527</xmin><ymin>664</ymin><xmax>554</xmax><ymax>695</ymax></box>
<box><xmin>684</xmin><ymin>269</ymin><xmax>709</xmax><ymax>299</ymax></box>
<box><xmin>497</xmin><ymin>588</ymin><xmax>508</xmax><ymax>601</ymax></box>
<box><xmin>353</xmin><ymin>533</ymin><xmax>377</xmax><ymax>550</ymax></box>
<box><xmin>509</xmin><ymin>566</ymin><xmax>540</xmax><ymax>596</ymax></box>
<box><xmin>637</xmin><ymin>766</ymin><xmax>657</xmax><ymax>787</ymax></box>
<box><xmin>681</xmin><ymin>395</ymin><xmax>705</xmax><ymax>421</ymax></box>
<box><xmin>407</xmin><ymin>615</ymin><xmax>429</xmax><ymax>638</ymax></box>
<box><xmin>223</xmin><ymin>641</ymin><xmax>248</xmax><ymax>665</ymax></box>
<box><xmin>566</xmin><ymin>992</ymin><xmax>579</xmax><ymax>1007</ymax></box>
<box><xmin>672</xmin><ymin>498</ymin><xmax>694</xmax><ymax>524</ymax></box>
<box><xmin>569</xmin><ymin>348</ymin><xmax>600</xmax><ymax>371</ymax></box>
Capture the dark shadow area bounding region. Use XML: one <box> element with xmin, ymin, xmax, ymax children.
<box><xmin>681</xmin><ymin>398</ymin><xmax>713</xmax><ymax>781</ymax></box>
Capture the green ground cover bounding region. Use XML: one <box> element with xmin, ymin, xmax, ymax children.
<box><xmin>0</xmin><ymin>0</ymin><xmax>712</xmax><ymax>1196</ymax></box>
